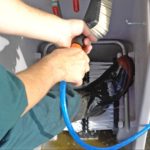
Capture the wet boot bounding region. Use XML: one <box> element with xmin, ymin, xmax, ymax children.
<box><xmin>76</xmin><ymin>55</ymin><xmax>135</xmax><ymax>118</ymax></box>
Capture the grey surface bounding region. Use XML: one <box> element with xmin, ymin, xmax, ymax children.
<box><xmin>0</xmin><ymin>34</ymin><xmax>40</xmax><ymax>73</ymax></box>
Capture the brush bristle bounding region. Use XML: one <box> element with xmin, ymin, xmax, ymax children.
<box><xmin>91</xmin><ymin>0</ymin><xmax>112</xmax><ymax>39</ymax></box>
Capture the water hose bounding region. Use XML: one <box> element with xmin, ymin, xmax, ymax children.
<box><xmin>60</xmin><ymin>81</ymin><xmax>150</xmax><ymax>150</ymax></box>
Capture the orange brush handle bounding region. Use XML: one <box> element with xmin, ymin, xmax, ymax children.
<box><xmin>71</xmin><ymin>35</ymin><xmax>84</xmax><ymax>49</ymax></box>
<box><xmin>71</xmin><ymin>43</ymin><xmax>82</xmax><ymax>49</ymax></box>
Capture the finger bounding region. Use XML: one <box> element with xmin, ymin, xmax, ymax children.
<box><xmin>83</xmin><ymin>45</ymin><xmax>93</xmax><ymax>54</ymax></box>
<box><xmin>82</xmin><ymin>22</ymin><xmax>97</xmax><ymax>42</ymax></box>
<box><xmin>82</xmin><ymin>54</ymin><xmax>90</xmax><ymax>68</ymax></box>
<box><xmin>74</xmin><ymin>80</ymin><xmax>83</xmax><ymax>87</ymax></box>
<box><xmin>84</xmin><ymin>38</ymin><xmax>91</xmax><ymax>46</ymax></box>
<box><xmin>85</xmin><ymin>64</ymin><xmax>90</xmax><ymax>73</ymax></box>
<box><xmin>83</xmin><ymin>38</ymin><xmax>93</xmax><ymax>53</ymax></box>
<box><xmin>85</xmin><ymin>54</ymin><xmax>90</xmax><ymax>63</ymax></box>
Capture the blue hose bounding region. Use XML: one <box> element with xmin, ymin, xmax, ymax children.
<box><xmin>60</xmin><ymin>81</ymin><xmax>150</xmax><ymax>150</ymax></box>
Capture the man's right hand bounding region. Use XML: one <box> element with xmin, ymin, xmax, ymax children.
<box><xmin>17</xmin><ymin>47</ymin><xmax>90</xmax><ymax>114</ymax></box>
<box><xmin>45</xmin><ymin>47</ymin><xmax>90</xmax><ymax>86</ymax></box>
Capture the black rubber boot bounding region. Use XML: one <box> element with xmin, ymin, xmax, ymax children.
<box><xmin>76</xmin><ymin>55</ymin><xmax>135</xmax><ymax>118</ymax></box>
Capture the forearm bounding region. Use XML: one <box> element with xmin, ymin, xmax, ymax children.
<box><xmin>16</xmin><ymin>55</ymin><xmax>62</xmax><ymax>114</ymax></box>
<box><xmin>16</xmin><ymin>46</ymin><xmax>90</xmax><ymax>114</ymax></box>
<box><xmin>0</xmin><ymin>0</ymin><xmax>67</xmax><ymax>43</ymax></box>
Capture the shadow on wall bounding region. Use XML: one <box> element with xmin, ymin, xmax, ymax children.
<box><xmin>0</xmin><ymin>35</ymin><xmax>40</xmax><ymax>73</ymax></box>
<box><xmin>0</xmin><ymin>35</ymin><xmax>22</xmax><ymax>73</ymax></box>
<box><xmin>0</xmin><ymin>0</ymin><xmax>52</xmax><ymax>73</ymax></box>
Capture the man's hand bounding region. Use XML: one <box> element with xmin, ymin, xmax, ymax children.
<box><xmin>54</xmin><ymin>19</ymin><xmax>97</xmax><ymax>53</ymax></box>
<box><xmin>46</xmin><ymin>47</ymin><xmax>90</xmax><ymax>86</ymax></box>
<box><xmin>17</xmin><ymin>47</ymin><xmax>90</xmax><ymax>113</ymax></box>
<box><xmin>0</xmin><ymin>0</ymin><xmax>96</xmax><ymax>53</ymax></box>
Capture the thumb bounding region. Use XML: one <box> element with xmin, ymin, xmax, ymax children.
<box><xmin>74</xmin><ymin>80</ymin><xmax>83</xmax><ymax>87</ymax></box>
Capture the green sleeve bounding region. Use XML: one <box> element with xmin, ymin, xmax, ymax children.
<box><xmin>0</xmin><ymin>65</ymin><xmax>28</xmax><ymax>140</ymax></box>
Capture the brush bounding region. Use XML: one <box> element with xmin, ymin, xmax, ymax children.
<box><xmin>71</xmin><ymin>0</ymin><xmax>112</xmax><ymax>48</ymax></box>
